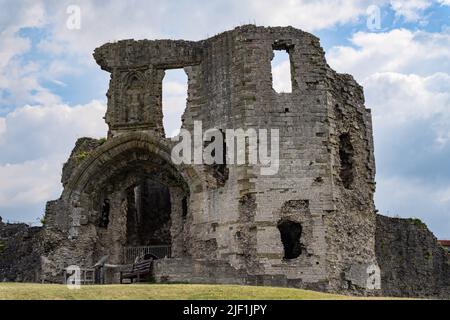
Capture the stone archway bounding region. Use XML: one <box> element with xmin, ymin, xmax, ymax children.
<box><xmin>61</xmin><ymin>133</ymin><xmax>203</xmax><ymax>265</ymax></box>
<box><xmin>90</xmin><ymin>161</ymin><xmax>189</xmax><ymax>265</ymax></box>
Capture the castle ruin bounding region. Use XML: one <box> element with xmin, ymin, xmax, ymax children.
<box><xmin>2</xmin><ymin>25</ymin><xmax>449</xmax><ymax>298</ymax></box>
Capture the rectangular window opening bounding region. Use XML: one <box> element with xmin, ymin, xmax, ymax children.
<box><xmin>271</xmin><ymin>49</ymin><xmax>292</xmax><ymax>93</ymax></box>
<box><xmin>162</xmin><ymin>68</ymin><xmax>188</xmax><ymax>138</ymax></box>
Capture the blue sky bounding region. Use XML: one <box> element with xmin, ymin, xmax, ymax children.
<box><xmin>0</xmin><ymin>0</ymin><xmax>449</xmax><ymax>239</ymax></box>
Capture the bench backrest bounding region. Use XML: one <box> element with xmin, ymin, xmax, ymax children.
<box><xmin>132</xmin><ymin>259</ymin><xmax>153</xmax><ymax>272</ymax></box>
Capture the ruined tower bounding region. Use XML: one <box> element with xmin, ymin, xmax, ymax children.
<box><xmin>41</xmin><ymin>25</ymin><xmax>380</xmax><ymax>293</ymax></box>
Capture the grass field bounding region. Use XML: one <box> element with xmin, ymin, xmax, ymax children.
<box><xmin>0</xmin><ymin>283</ymin><xmax>381</xmax><ymax>300</ymax></box>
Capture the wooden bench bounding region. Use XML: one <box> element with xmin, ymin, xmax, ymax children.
<box><xmin>120</xmin><ymin>255</ymin><xmax>156</xmax><ymax>284</ymax></box>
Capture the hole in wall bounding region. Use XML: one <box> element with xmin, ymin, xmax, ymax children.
<box><xmin>271</xmin><ymin>49</ymin><xmax>292</xmax><ymax>93</ymax></box>
<box><xmin>162</xmin><ymin>69</ymin><xmax>188</xmax><ymax>138</ymax></box>
<box><xmin>182</xmin><ymin>196</ymin><xmax>188</xmax><ymax>219</ymax></box>
<box><xmin>214</xmin><ymin>129</ymin><xmax>228</xmax><ymax>180</ymax></box>
<box><xmin>99</xmin><ymin>199</ymin><xmax>110</xmax><ymax>228</ymax></box>
<box><xmin>277</xmin><ymin>220</ymin><xmax>302</xmax><ymax>259</ymax></box>
<box><xmin>339</xmin><ymin>133</ymin><xmax>354</xmax><ymax>189</ymax></box>
<box><xmin>204</xmin><ymin>129</ymin><xmax>229</xmax><ymax>185</ymax></box>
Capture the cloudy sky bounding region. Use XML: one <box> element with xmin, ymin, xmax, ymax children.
<box><xmin>0</xmin><ymin>0</ymin><xmax>449</xmax><ymax>238</ymax></box>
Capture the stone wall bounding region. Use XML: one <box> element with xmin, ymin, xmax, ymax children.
<box><xmin>0</xmin><ymin>220</ymin><xmax>42</xmax><ymax>282</ymax></box>
<box><xmin>153</xmin><ymin>258</ymin><xmax>328</xmax><ymax>291</ymax></box>
<box><xmin>376</xmin><ymin>214</ymin><xmax>450</xmax><ymax>298</ymax></box>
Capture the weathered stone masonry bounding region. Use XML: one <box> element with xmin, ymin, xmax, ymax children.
<box><xmin>0</xmin><ymin>219</ymin><xmax>42</xmax><ymax>282</ymax></box>
<box><xmin>39</xmin><ymin>26</ymin><xmax>380</xmax><ymax>293</ymax></box>
<box><xmin>1</xmin><ymin>25</ymin><xmax>449</xmax><ymax>297</ymax></box>
<box><xmin>376</xmin><ymin>216</ymin><xmax>450</xmax><ymax>298</ymax></box>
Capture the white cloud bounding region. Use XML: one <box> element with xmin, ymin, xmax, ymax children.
<box><xmin>327</xmin><ymin>29</ymin><xmax>450</xmax><ymax>81</ymax></box>
<box><xmin>364</xmin><ymin>72</ymin><xmax>450</xmax><ymax>159</ymax></box>
<box><xmin>0</xmin><ymin>156</ymin><xmax>63</xmax><ymax>207</ymax></box>
<box><xmin>0</xmin><ymin>1</ymin><xmax>46</xmax><ymax>68</ymax></box>
<box><xmin>0</xmin><ymin>31</ymin><xmax>30</xmax><ymax>69</ymax></box>
<box><xmin>0</xmin><ymin>59</ymin><xmax>61</xmax><ymax>110</ymax></box>
<box><xmin>389</xmin><ymin>0</ymin><xmax>432</xmax><ymax>22</ymax></box>
<box><xmin>328</xmin><ymin>29</ymin><xmax>450</xmax><ymax>146</ymax></box>
<box><xmin>0</xmin><ymin>100</ymin><xmax>107</xmax><ymax>218</ymax></box>
<box><xmin>365</xmin><ymin>72</ymin><xmax>450</xmax><ymax>123</ymax></box>
<box><xmin>0</xmin><ymin>4</ymin><xmax>59</xmax><ymax>109</ymax></box>
<box><xmin>248</xmin><ymin>0</ymin><xmax>382</xmax><ymax>31</ymax></box>
<box><xmin>0</xmin><ymin>100</ymin><xmax>107</xmax><ymax>164</ymax></box>
<box><xmin>33</xmin><ymin>0</ymin><xmax>389</xmax><ymax>64</ymax></box>
<box><xmin>0</xmin><ymin>0</ymin><xmax>46</xmax><ymax>31</ymax></box>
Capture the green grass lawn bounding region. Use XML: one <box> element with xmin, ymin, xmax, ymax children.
<box><xmin>0</xmin><ymin>283</ymin><xmax>381</xmax><ymax>300</ymax></box>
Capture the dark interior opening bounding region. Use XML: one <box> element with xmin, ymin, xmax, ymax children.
<box><xmin>205</xmin><ymin>129</ymin><xmax>228</xmax><ymax>185</ymax></box>
<box><xmin>339</xmin><ymin>133</ymin><xmax>354</xmax><ymax>189</ymax></box>
<box><xmin>182</xmin><ymin>196</ymin><xmax>188</xmax><ymax>219</ymax></box>
<box><xmin>216</xmin><ymin>129</ymin><xmax>228</xmax><ymax>177</ymax></box>
<box><xmin>277</xmin><ymin>220</ymin><xmax>303</xmax><ymax>259</ymax></box>
<box><xmin>99</xmin><ymin>199</ymin><xmax>110</xmax><ymax>228</ymax></box>
<box><xmin>125</xmin><ymin>179</ymin><xmax>172</xmax><ymax>246</ymax></box>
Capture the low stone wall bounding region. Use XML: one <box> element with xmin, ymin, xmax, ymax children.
<box><xmin>152</xmin><ymin>258</ymin><xmax>328</xmax><ymax>291</ymax></box>
<box><xmin>0</xmin><ymin>221</ymin><xmax>42</xmax><ymax>282</ymax></box>
<box><xmin>153</xmin><ymin>258</ymin><xmax>246</xmax><ymax>285</ymax></box>
<box><xmin>375</xmin><ymin>214</ymin><xmax>450</xmax><ymax>298</ymax></box>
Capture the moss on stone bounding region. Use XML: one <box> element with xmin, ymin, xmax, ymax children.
<box><xmin>74</xmin><ymin>151</ymin><xmax>92</xmax><ymax>164</ymax></box>
<box><xmin>410</xmin><ymin>218</ymin><xmax>427</xmax><ymax>230</ymax></box>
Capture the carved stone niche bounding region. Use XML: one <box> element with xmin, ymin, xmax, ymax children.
<box><xmin>107</xmin><ymin>67</ymin><xmax>165</xmax><ymax>136</ymax></box>
<box><xmin>119</xmin><ymin>70</ymin><xmax>149</xmax><ymax>124</ymax></box>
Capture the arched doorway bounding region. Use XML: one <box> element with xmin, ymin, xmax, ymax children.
<box><xmin>63</xmin><ymin>133</ymin><xmax>201</xmax><ymax>266</ymax></box>
<box><xmin>92</xmin><ymin>152</ymin><xmax>189</xmax><ymax>264</ymax></box>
